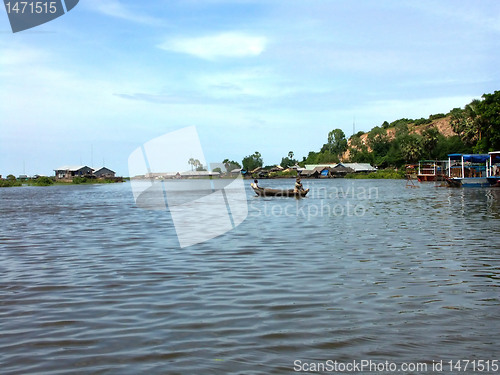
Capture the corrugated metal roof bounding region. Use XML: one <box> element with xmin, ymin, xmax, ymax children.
<box><xmin>54</xmin><ymin>165</ymin><xmax>90</xmax><ymax>171</ymax></box>
<box><xmin>340</xmin><ymin>163</ymin><xmax>376</xmax><ymax>172</ymax></box>
<box><xmin>93</xmin><ymin>167</ymin><xmax>115</xmax><ymax>173</ymax></box>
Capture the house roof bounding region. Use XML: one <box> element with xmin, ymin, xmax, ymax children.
<box><xmin>304</xmin><ymin>164</ymin><xmax>337</xmax><ymax>170</ymax></box>
<box><xmin>340</xmin><ymin>163</ymin><xmax>376</xmax><ymax>172</ymax></box>
<box><xmin>93</xmin><ymin>167</ymin><xmax>115</xmax><ymax>173</ymax></box>
<box><xmin>300</xmin><ymin>169</ymin><xmax>319</xmax><ymax>176</ymax></box>
<box><xmin>54</xmin><ymin>165</ymin><xmax>91</xmax><ymax>171</ymax></box>
<box><xmin>331</xmin><ymin>164</ymin><xmax>354</xmax><ymax>173</ymax></box>
<box><xmin>180</xmin><ymin>171</ymin><xmax>220</xmax><ymax>176</ymax></box>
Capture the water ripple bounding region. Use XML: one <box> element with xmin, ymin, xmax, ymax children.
<box><xmin>1</xmin><ymin>181</ymin><xmax>499</xmax><ymax>374</ymax></box>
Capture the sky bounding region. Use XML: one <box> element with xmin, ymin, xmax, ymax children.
<box><xmin>1</xmin><ymin>0</ymin><xmax>499</xmax><ymax>177</ymax></box>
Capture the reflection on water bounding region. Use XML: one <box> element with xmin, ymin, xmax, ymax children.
<box><xmin>0</xmin><ymin>180</ymin><xmax>499</xmax><ymax>374</ymax></box>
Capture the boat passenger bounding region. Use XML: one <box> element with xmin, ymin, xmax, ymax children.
<box><xmin>251</xmin><ymin>179</ymin><xmax>260</xmax><ymax>189</ymax></box>
<box><xmin>294</xmin><ymin>177</ymin><xmax>304</xmax><ymax>192</ymax></box>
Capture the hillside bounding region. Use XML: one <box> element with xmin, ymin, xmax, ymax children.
<box><xmin>341</xmin><ymin>116</ymin><xmax>455</xmax><ymax>161</ymax></box>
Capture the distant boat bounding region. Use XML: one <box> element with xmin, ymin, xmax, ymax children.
<box><xmin>445</xmin><ymin>154</ymin><xmax>490</xmax><ymax>187</ymax></box>
<box><xmin>417</xmin><ymin>160</ymin><xmax>448</xmax><ymax>182</ymax></box>
<box><xmin>487</xmin><ymin>151</ymin><xmax>500</xmax><ymax>187</ymax></box>
<box><xmin>252</xmin><ymin>186</ymin><xmax>309</xmax><ymax>197</ymax></box>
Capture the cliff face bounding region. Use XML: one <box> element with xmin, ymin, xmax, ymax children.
<box><xmin>342</xmin><ymin>116</ymin><xmax>455</xmax><ymax>161</ymax></box>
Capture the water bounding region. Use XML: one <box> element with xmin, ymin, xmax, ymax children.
<box><xmin>1</xmin><ymin>180</ymin><xmax>499</xmax><ymax>374</ymax></box>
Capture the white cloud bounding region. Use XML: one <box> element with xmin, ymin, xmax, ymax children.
<box><xmin>159</xmin><ymin>32</ymin><xmax>267</xmax><ymax>60</ymax></box>
<box><xmin>85</xmin><ymin>0</ymin><xmax>161</xmax><ymax>25</ymax></box>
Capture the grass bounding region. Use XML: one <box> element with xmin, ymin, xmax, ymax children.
<box><xmin>0</xmin><ymin>179</ymin><xmax>22</xmax><ymax>187</ymax></box>
<box><xmin>345</xmin><ymin>168</ymin><xmax>406</xmax><ymax>179</ymax></box>
<box><xmin>1</xmin><ymin>176</ymin><xmax>124</xmax><ymax>187</ymax></box>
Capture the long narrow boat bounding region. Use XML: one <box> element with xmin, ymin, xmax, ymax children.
<box><xmin>252</xmin><ymin>186</ymin><xmax>309</xmax><ymax>197</ymax></box>
<box><xmin>445</xmin><ymin>153</ymin><xmax>490</xmax><ymax>187</ymax></box>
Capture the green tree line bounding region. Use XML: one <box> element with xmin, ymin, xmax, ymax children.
<box><xmin>235</xmin><ymin>90</ymin><xmax>500</xmax><ymax>171</ymax></box>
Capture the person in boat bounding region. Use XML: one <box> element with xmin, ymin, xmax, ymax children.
<box><xmin>294</xmin><ymin>177</ymin><xmax>304</xmax><ymax>192</ymax></box>
<box><xmin>251</xmin><ymin>179</ymin><xmax>260</xmax><ymax>189</ymax></box>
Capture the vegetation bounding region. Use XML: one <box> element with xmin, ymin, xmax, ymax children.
<box><xmin>280</xmin><ymin>151</ymin><xmax>299</xmax><ymax>168</ymax></box>
<box><xmin>242</xmin><ymin>151</ymin><xmax>263</xmax><ymax>171</ymax></box>
<box><xmin>72</xmin><ymin>176</ymin><xmax>88</xmax><ymax>184</ymax></box>
<box><xmin>450</xmin><ymin>91</ymin><xmax>500</xmax><ymax>153</ymax></box>
<box><xmin>0</xmin><ymin>179</ymin><xmax>21</xmax><ymax>187</ymax></box>
<box><xmin>268</xmin><ymin>169</ymin><xmax>298</xmax><ymax>178</ymax></box>
<box><xmin>222</xmin><ymin>159</ymin><xmax>241</xmax><ymax>172</ymax></box>
<box><xmin>345</xmin><ymin>169</ymin><xmax>406</xmax><ymax>179</ymax></box>
<box><xmin>345</xmin><ymin>91</ymin><xmax>500</xmax><ymax>168</ymax></box>
<box><xmin>32</xmin><ymin>176</ymin><xmax>54</xmax><ymax>186</ymax></box>
<box><xmin>188</xmin><ymin>158</ymin><xmax>206</xmax><ymax>171</ymax></box>
<box><xmin>0</xmin><ymin>174</ymin><xmax>122</xmax><ymax>187</ymax></box>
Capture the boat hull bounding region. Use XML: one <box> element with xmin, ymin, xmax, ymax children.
<box><xmin>445</xmin><ymin>177</ymin><xmax>490</xmax><ymax>188</ymax></box>
<box><xmin>252</xmin><ymin>186</ymin><xmax>309</xmax><ymax>197</ymax></box>
<box><xmin>417</xmin><ymin>174</ymin><xmax>436</xmax><ymax>182</ymax></box>
<box><xmin>487</xmin><ymin>177</ymin><xmax>500</xmax><ymax>187</ymax></box>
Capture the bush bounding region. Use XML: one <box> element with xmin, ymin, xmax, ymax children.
<box><xmin>72</xmin><ymin>176</ymin><xmax>88</xmax><ymax>184</ymax></box>
<box><xmin>429</xmin><ymin>113</ymin><xmax>446</xmax><ymax>121</ymax></box>
<box><xmin>0</xmin><ymin>179</ymin><xmax>21</xmax><ymax>187</ymax></box>
<box><xmin>268</xmin><ymin>170</ymin><xmax>298</xmax><ymax>178</ymax></box>
<box><xmin>345</xmin><ymin>169</ymin><xmax>405</xmax><ymax>179</ymax></box>
<box><xmin>34</xmin><ymin>176</ymin><xmax>54</xmax><ymax>186</ymax></box>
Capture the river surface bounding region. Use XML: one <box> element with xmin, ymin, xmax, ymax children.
<box><xmin>1</xmin><ymin>179</ymin><xmax>499</xmax><ymax>374</ymax></box>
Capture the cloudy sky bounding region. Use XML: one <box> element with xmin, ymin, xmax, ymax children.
<box><xmin>1</xmin><ymin>0</ymin><xmax>499</xmax><ymax>176</ymax></box>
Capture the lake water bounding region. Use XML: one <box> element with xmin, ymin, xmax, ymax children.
<box><xmin>1</xmin><ymin>179</ymin><xmax>499</xmax><ymax>374</ymax></box>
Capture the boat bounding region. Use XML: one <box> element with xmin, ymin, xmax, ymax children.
<box><xmin>445</xmin><ymin>154</ymin><xmax>490</xmax><ymax>187</ymax></box>
<box><xmin>416</xmin><ymin>160</ymin><xmax>448</xmax><ymax>182</ymax></box>
<box><xmin>252</xmin><ymin>186</ymin><xmax>309</xmax><ymax>197</ymax></box>
<box><xmin>487</xmin><ymin>151</ymin><xmax>500</xmax><ymax>187</ymax></box>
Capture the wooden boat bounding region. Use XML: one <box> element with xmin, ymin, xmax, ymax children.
<box><xmin>445</xmin><ymin>154</ymin><xmax>490</xmax><ymax>187</ymax></box>
<box><xmin>416</xmin><ymin>160</ymin><xmax>448</xmax><ymax>182</ymax></box>
<box><xmin>487</xmin><ymin>151</ymin><xmax>500</xmax><ymax>187</ymax></box>
<box><xmin>252</xmin><ymin>186</ymin><xmax>309</xmax><ymax>197</ymax></box>
<box><xmin>487</xmin><ymin>177</ymin><xmax>500</xmax><ymax>187</ymax></box>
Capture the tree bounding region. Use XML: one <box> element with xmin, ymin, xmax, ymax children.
<box><xmin>348</xmin><ymin>134</ymin><xmax>372</xmax><ymax>163</ymax></box>
<box><xmin>242</xmin><ymin>151</ymin><xmax>263</xmax><ymax>171</ymax></box>
<box><xmin>302</xmin><ymin>151</ymin><xmax>319</xmax><ymax>165</ymax></box>
<box><xmin>421</xmin><ymin>127</ymin><xmax>441</xmax><ymax>159</ymax></box>
<box><xmin>475</xmin><ymin>91</ymin><xmax>500</xmax><ymax>152</ymax></box>
<box><xmin>280</xmin><ymin>151</ymin><xmax>298</xmax><ymax>168</ymax></box>
<box><xmin>400</xmin><ymin>134</ymin><xmax>423</xmax><ymax>163</ymax></box>
<box><xmin>367</xmin><ymin>127</ymin><xmax>390</xmax><ymax>158</ymax></box>
<box><xmin>326</xmin><ymin>129</ymin><xmax>348</xmax><ymax>158</ymax></box>
<box><xmin>188</xmin><ymin>158</ymin><xmax>195</xmax><ymax>171</ymax></box>
<box><xmin>449</xmin><ymin>100</ymin><xmax>481</xmax><ymax>147</ymax></box>
<box><xmin>222</xmin><ymin>159</ymin><xmax>242</xmax><ymax>172</ymax></box>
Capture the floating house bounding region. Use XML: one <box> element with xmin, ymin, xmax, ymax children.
<box><xmin>445</xmin><ymin>154</ymin><xmax>490</xmax><ymax>187</ymax></box>
<box><xmin>93</xmin><ymin>167</ymin><xmax>116</xmax><ymax>178</ymax></box>
<box><xmin>54</xmin><ymin>165</ymin><xmax>94</xmax><ymax>179</ymax></box>
<box><xmin>300</xmin><ymin>163</ymin><xmax>368</xmax><ymax>178</ymax></box>
<box><xmin>487</xmin><ymin>151</ymin><xmax>500</xmax><ymax>187</ymax></box>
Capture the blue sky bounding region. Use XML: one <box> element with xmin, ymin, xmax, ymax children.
<box><xmin>1</xmin><ymin>0</ymin><xmax>499</xmax><ymax>176</ymax></box>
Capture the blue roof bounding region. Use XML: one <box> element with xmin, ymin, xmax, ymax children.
<box><xmin>448</xmin><ymin>154</ymin><xmax>490</xmax><ymax>163</ymax></box>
